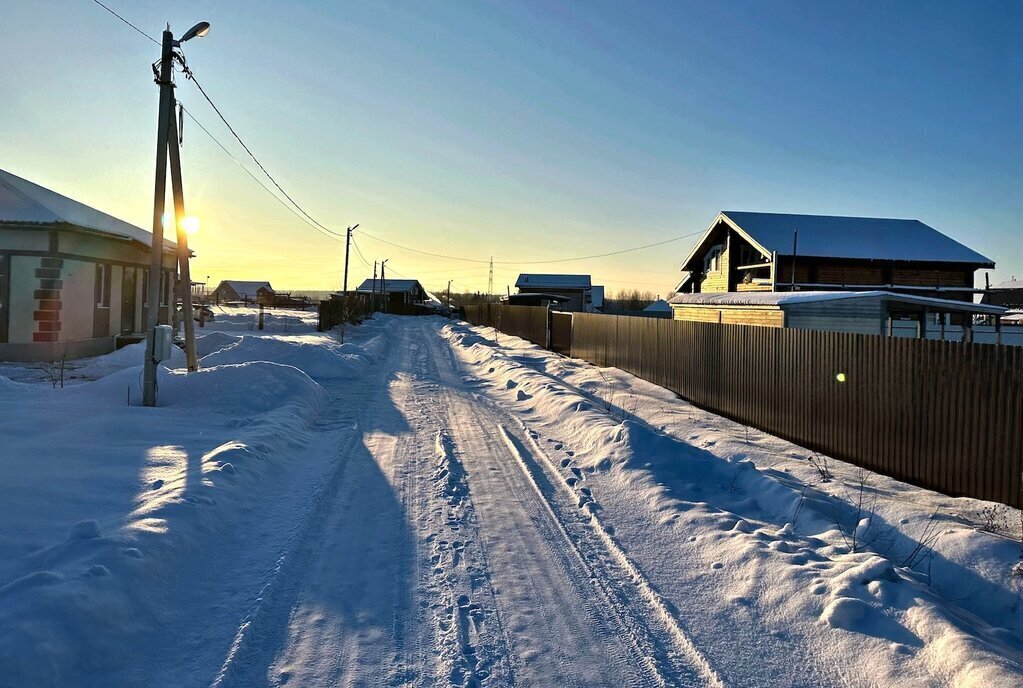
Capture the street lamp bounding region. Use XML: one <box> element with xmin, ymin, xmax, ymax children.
<box><xmin>178</xmin><ymin>22</ymin><xmax>211</xmax><ymax>44</ymax></box>
<box><xmin>143</xmin><ymin>21</ymin><xmax>210</xmax><ymax>406</ymax></box>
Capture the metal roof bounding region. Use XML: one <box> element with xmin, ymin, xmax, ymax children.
<box><xmin>217</xmin><ymin>280</ymin><xmax>273</xmax><ymax>298</ymax></box>
<box><xmin>680</xmin><ymin>211</ymin><xmax>994</xmax><ymax>270</ymax></box>
<box><xmin>668</xmin><ymin>290</ymin><xmax>1006</xmax><ymax>314</ymax></box>
<box><xmin>515</xmin><ymin>273</ymin><xmax>591</xmax><ymax>289</ymax></box>
<box><xmin>355</xmin><ymin>278</ymin><xmax>423</xmax><ymax>293</ymax></box>
<box><xmin>0</xmin><ymin>168</ymin><xmax>177</xmax><ymax>251</ymax></box>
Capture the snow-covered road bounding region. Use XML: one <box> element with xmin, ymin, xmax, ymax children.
<box><xmin>213</xmin><ymin>319</ymin><xmax>713</xmax><ymax>687</ymax></box>
<box><xmin>2</xmin><ymin>310</ymin><xmax>1022</xmax><ymax>687</ymax></box>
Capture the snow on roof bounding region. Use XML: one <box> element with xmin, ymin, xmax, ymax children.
<box><xmin>668</xmin><ymin>290</ymin><xmax>1006</xmax><ymax>313</ymax></box>
<box><xmin>993</xmin><ymin>279</ymin><xmax>1023</xmax><ymax>290</ymax></box>
<box><xmin>0</xmin><ymin>168</ymin><xmax>176</xmax><ymax>251</ymax></box>
<box><xmin>644</xmin><ymin>299</ymin><xmax>672</xmax><ymax>312</ymax></box>
<box><xmin>687</xmin><ymin>211</ymin><xmax>993</xmax><ymax>267</ymax></box>
<box><xmin>515</xmin><ymin>274</ymin><xmax>591</xmax><ymax>289</ymax></box>
<box><xmin>219</xmin><ymin>280</ymin><xmax>273</xmax><ymax>298</ymax></box>
<box><xmin>355</xmin><ymin>278</ymin><xmax>423</xmax><ymax>293</ymax></box>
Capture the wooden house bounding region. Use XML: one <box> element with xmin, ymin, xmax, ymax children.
<box><xmin>211</xmin><ymin>280</ymin><xmax>273</xmax><ymax>305</ymax></box>
<box><xmin>0</xmin><ymin>169</ymin><xmax>179</xmax><ymax>361</ymax></box>
<box><xmin>354</xmin><ymin>278</ymin><xmax>429</xmax><ymax>307</ymax></box>
<box><xmin>676</xmin><ymin>211</ymin><xmax>994</xmax><ymax>302</ymax></box>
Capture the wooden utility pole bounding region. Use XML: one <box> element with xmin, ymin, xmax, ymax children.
<box><xmin>142</xmin><ymin>28</ymin><xmax>176</xmax><ymax>406</ymax></box>
<box><xmin>447</xmin><ymin>279</ymin><xmax>452</xmax><ymax>311</ymax></box>
<box><xmin>342</xmin><ymin>224</ymin><xmax>358</xmax><ymax>294</ymax></box>
<box><xmin>167</xmin><ymin>111</ymin><xmax>198</xmax><ymax>371</ymax></box>
<box><xmin>380</xmin><ymin>259</ymin><xmax>389</xmax><ymax>313</ymax></box>
<box><xmin>372</xmin><ymin>260</ymin><xmax>378</xmax><ymax>310</ymax></box>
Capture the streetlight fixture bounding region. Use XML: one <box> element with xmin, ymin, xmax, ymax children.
<box><xmin>143</xmin><ymin>21</ymin><xmax>210</xmax><ymax>406</ymax></box>
<box><xmin>177</xmin><ymin>22</ymin><xmax>211</xmax><ymax>44</ymax></box>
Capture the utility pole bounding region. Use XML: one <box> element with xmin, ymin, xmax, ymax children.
<box><xmin>380</xmin><ymin>259</ymin><xmax>389</xmax><ymax>313</ymax></box>
<box><xmin>342</xmin><ymin>224</ymin><xmax>359</xmax><ymax>294</ymax></box>
<box><xmin>142</xmin><ymin>28</ymin><xmax>176</xmax><ymax>406</ymax></box>
<box><xmin>143</xmin><ymin>21</ymin><xmax>209</xmax><ymax>406</ymax></box>
<box><xmin>487</xmin><ymin>256</ymin><xmax>494</xmax><ymax>303</ymax></box>
<box><xmin>372</xmin><ymin>260</ymin><xmax>378</xmax><ymax>311</ymax></box>
<box><xmin>167</xmin><ymin>111</ymin><xmax>197</xmax><ymax>371</ymax></box>
<box><xmin>447</xmin><ymin>279</ymin><xmax>452</xmax><ymax>311</ymax></box>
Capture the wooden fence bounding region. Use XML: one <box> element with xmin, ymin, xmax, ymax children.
<box><xmin>468</xmin><ymin>305</ymin><xmax>1023</xmax><ymax>508</ymax></box>
<box><xmin>465</xmin><ymin>304</ymin><xmax>550</xmax><ymax>348</ymax></box>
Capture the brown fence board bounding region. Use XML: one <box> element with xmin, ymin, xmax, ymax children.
<box><xmin>464</xmin><ymin>305</ymin><xmax>1023</xmax><ymax>508</ymax></box>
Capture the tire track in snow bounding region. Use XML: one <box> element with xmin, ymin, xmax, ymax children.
<box><xmin>422</xmin><ymin>325</ymin><xmax>664</xmax><ymax>686</ymax></box>
<box><xmin>506</xmin><ymin>422</ymin><xmax>727</xmax><ymax>688</ymax></box>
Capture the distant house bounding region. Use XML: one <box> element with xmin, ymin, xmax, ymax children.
<box><xmin>354</xmin><ymin>278</ymin><xmax>428</xmax><ymax>306</ymax></box>
<box><xmin>676</xmin><ymin>211</ymin><xmax>994</xmax><ymax>302</ymax></box>
<box><xmin>0</xmin><ymin>169</ymin><xmax>179</xmax><ymax>361</ymax></box>
<box><xmin>642</xmin><ymin>299</ymin><xmax>672</xmax><ymax>318</ymax></box>
<box><xmin>981</xmin><ymin>279</ymin><xmax>1023</xmax><ymax>308</ymax></box>
<box><xmin>514</xmin><ymin>274</ymin><xmax>604</xmax><ymax>312</ymax></box>
<box><xmin>211</xmin><ymin>280</ymin><xmax>273</xmax><ymax>304</ymax></box>
<box><xmin>668</xmin><ymin>291</ymin><xmax>1007</xmax><ymax>340</ymax></box>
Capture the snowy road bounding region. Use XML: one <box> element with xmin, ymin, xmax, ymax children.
<box><xmin>216</xmin><ymin>319</ymin><xmax>713</xmax><ymax>687</ymax></box>
<box><xmin>4</xmin><ymin>311</ymin><xmax>1021</xmax><ymax>687</ymax></box>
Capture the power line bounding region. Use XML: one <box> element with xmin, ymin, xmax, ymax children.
<box><xmin>92</xmin><ymin>2</ymin><xmax>699</xmax><ymax>273</ymax></box>
<box><xmin>90</xmin><ymin>0</ymin><xmax>159</xmax><ymax>44</ymax></box>
<box><xmin>177</xmin><ymin>61</ymin><xmax>345</xmax><ymax>240</ymax></box>
<box><xmin>355</xmin><ymin>228</ymin><xmax>704</xmax><ymax>266</ymax></box>
<box><xmin>179</xmin><ymin>104</ymin><xmax>344</xmax><ymax>243</ymax></box>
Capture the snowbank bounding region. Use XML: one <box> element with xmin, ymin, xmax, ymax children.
<box><xmin>0</xmin><ymin>312</ymin><xmax>366</xmax><ymax>686</ymax></box>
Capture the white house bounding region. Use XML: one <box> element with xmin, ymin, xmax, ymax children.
<box><xmin>0</xmin><ymin>169</ymin><xmax>179</xmax><ymax>361</ymax></box>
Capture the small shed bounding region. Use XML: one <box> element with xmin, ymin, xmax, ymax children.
<box><xmin>668</xmin><ymin>290</ymin><xmax>1007</xmax><ymax>340</ymax></box>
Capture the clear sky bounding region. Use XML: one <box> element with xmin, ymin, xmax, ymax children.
<box><xmin>1</xmin><ymin>1</ymin><xmax>1020</xmax><ymax>296</ymax></box>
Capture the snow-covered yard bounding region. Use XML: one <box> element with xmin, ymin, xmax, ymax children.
<box><xmin>0</xmin><ymin>309</ymin><xmax>1020</xmax><ymax>687</ymax></box>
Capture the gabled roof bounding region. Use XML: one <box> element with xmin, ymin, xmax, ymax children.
<box><xmin>355</xmin><ymin>278</ymin><xmax>423</xmax><ymax>294</ymax></box>
<box><xmin>515</xmin><ymin>273</ymin><xmax>591</xmax><ymax>289</ymax></box>
<box><xmin>680</xmin><ymin>211</ymin><xmax>994</xmax><ymax>271</ymax></box>
<box><xmin>644</xmin><ymin>299</ymin><xmax>672</xmax><ymax>312</ymax></box>
<box><xmin>0</xmin><ymin>168</ymin><xmax>177</xmax><ymax>251</ymax></box>
<box><xmin>218</xmin><ymin>280</ymin><xmax>273</xmax><ymax>298</ymax></box>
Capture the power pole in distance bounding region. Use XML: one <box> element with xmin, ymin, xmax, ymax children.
<box><xmin>342</xmin><ymin>223</ymin><xmax>359</xmax><ymax>294</ymax></box>
<box><xmin>447</xmin><ymin>279</ymin><xmax>452</xmax><ymax>312</ymax></box>
<box><xmin>380</xmin><ymin>259</ymin><xmax>388</xmax><ymax>313</ymax></box>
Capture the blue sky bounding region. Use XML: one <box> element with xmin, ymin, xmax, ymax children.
<box><xmin>1</xmin><ymin>1</ymin><xmax>1020</xmax><ymax>294</ymax></box>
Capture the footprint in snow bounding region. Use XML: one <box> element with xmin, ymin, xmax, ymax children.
<box><xmin>516</xmin><ymin>390</ymin><xmax>532</xmax><ymax>401</ymax></box>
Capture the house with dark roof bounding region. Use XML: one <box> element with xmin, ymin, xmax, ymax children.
<box><xmin>670</xmin><ymin>212</ymin><xmax>1004</xmax><ymax>338</ymax></box>
<box><xmin>514</xmin><ymin>274</ymin><xmax>604</xmax><ymax>312</ymax></box>
<box><xmin>354</xmin><ymin>278</ymin><xmax>429</xmax><ymax>306</ymax></box>
<box><xmin>676</xmin><ymin>211</ymin><xmax>994</xmax><ymax>302</ymax></box>
<box><xmin>0</xmin><ymin>169</ymin><xmax>180</xmax><ymax>361</ymax></box>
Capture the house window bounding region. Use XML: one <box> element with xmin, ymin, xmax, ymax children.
<box><xmin>95</xmin><ymin>263</ymin><xmax>111</xmax><ymax>308</ymax></box>
<box><xmin>704</xmin><ymin>245</ymin><xmax>723</xmax><ymax>274</ymax></box>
